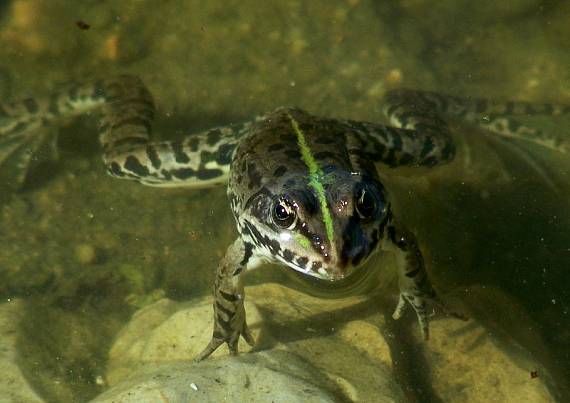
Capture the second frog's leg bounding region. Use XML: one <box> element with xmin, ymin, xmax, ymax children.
<box><xmin>195</xmin><ymin>238</ymin><xmax>257</xmax><ymax>361</ymax></box>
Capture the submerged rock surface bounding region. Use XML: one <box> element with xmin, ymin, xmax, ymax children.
<box><xmin>92</xmin><ymin>283</ymin><xmax>556</xmax><ymax>402</ymax></box>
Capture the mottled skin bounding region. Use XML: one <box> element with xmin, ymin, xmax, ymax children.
<box><xmin>1</xmin><ymin>76</ymin><xmax>568</xmax><ymax>360</ymax></box>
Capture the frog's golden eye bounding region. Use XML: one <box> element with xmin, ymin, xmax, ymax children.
<box><xmin>272</xmin><ymin>199</ymin><xmax>297</xmax><ymax>229</ymax></box>
<box><xmin>355</xmin><ymin>186</ymin><xmax>377</xmax><ymax>221</ymax></box>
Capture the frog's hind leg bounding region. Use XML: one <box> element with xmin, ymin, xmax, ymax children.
<box><xmin>99</xmin><ymin>79</ymin><xmax>248</xmax><ymax>188</ymax></box>
<box><xmin>384</xmin><ymin>89</ymin><xmax>569</xmax><ymax>155</ymax></box>
<box><xmin>0</xmin><ymin>76</ymin><xmax>248</xmax><ymax>190</ymax></box>
<box><xmin>455</xmin><ymin>99</ymin><xmax>568</xmax><ymax>190</ymax></box>
<box><xmin>381</xmin><ymin>89</ymin><xmax>568</xmax><ymax>190</ymax></box>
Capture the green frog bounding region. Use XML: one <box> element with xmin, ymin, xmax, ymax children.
<box><xmin>1</xmin><ymin>76</ymin><xmax>567</xmax><ymax>360</ymax></box>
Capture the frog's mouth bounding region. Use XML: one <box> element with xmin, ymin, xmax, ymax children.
<box><xmin>278</xmin><ymin>249</ymin><xmax>373</xmax><ymax>282</ymax></box>
<box><xmin>280</xmin><ymin>252</ymin><xmax>385</xmax><ymax>297</ymax></box>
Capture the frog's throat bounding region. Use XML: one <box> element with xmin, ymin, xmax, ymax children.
<box><xmin>288</xmin><ymin>114</ymin><xmax>335</xmax><ymax>245</ymax></box>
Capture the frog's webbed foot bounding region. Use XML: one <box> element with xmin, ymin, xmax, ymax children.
<box><xmin>392</xmin><ymin>291</ymin><xmax>468</xmax><ymax>340</ymax></box>
<box><xmin>195</xmin><ymin>309</ymin><xmax>255</xmax><ymax>362</ymax></box>
<box><xmin>384</xmin><ymin>218</ymin><xmax>468</xmax><ymax>340</ymax></box>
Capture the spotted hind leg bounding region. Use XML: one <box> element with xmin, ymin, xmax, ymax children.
<box><xmin>0</xmin><ymin>75</ymin><xmax>251</xmax><ymax>189</ymax></box>
<box><xmin>98</xmin><ymin>77</ymin><xmax>250</xmax><ymax>187</ymax></box>
<box><xmin>384</xmin><ymin>88</ymin><xmax>569</xmax><ymax>154</ymax></box>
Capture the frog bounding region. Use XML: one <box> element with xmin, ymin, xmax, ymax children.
<box><xmin>0</xmin><ymin>75</ymin><xmax>567</xmax><ymax>360</ymax></box>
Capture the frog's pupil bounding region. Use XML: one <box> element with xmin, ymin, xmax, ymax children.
<box><xmin>275</xmin><ymin>204</ymin><xmax>289</xmax><ymax>220</ymax></box>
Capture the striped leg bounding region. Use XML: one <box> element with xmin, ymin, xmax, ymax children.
<box><xmin>348</xmin><ymin>89</ymin><xmax>568</xmax><ymax>170</ymax></box>
<box><xmin>342</xmin><ymin>89</ymin><xmax>458</xmax><ymax>168</ymax></box>
<box><xmin>1</xmin><ymin>75</ymin><xmax>250</xmax><ymax>189</ymax></box>
<box><xmin>384</xmin><ymin>89</ymin><xmax>569</xmax><ymax>154</ymax></box>
<box><xmin>99</xmin><ymin>76</ymin><xmax>251</xmax><ymax>187</ymax></box>
<box><xmin>195</xmin><ymin>238</ymin><xmax>256</xmax><ymax>361</ymax></box>
<box><xmin>343</xmin><ymin>114</ymin><xmax>456</xmax><ymax>168</ymax></box>
<box><xmin>383</xmin><ymin>220</ymin><xmax>467</xmax><ymax>340</ymax></box>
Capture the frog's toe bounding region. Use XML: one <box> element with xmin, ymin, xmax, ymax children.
<box><xmin>195</xmin><ymin>322</ymin><xmax>256</xmax><ymax>362</ymax></box>
<box><xmin>194</xmin><ymin>337</ymin><xmax>224</xmax><ymax>362</ymax></box>
<box><xmin>392</xmin><ymin>293</ymin><xmax>429</xmax><ymax>339</ymax></box>
<box><xmin>393</xmin><ymin>292</ymin><xmax>469</xmax><ymax>340</ymax></box>
<box><xmin>392</xmin><ymin>294</ymin><xmax>408</xmax><ymax>320</ymax></box>
<box><xmin>241</xmin><ymin>322</ymin><xmax>255</xmax><ymax>346</ymax></box>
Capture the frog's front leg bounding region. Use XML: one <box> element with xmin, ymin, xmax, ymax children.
<box><xmin>195</xmin><ymin>238</ymin><xmax>256</xmax><ymax>361</ymax></box>
<box><xmin>383</xmin><ymin>219</ymin><xmax>466</xmax><ymax>339</ymax></box>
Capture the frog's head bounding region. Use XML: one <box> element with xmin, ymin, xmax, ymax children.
<box><xmin>242</xmin><ymin>171</ymin><xmax>390</xmax><ymax>281</ymax></box>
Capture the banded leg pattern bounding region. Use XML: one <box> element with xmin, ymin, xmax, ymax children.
<box><xmin>385</xmin><ymin>89</ymin><xmax>570</xmax><ymax>154</ymax></box>
<box><xmin>100</xmin><ymin>75</ymin><xmax>247</xmax><ymax>186</ymax></box>
<box><xmin>196</xmin><ymin>238</ymin><xmax>255</xmax><ymax>361</ymax></box>
<box><xmin>343</xmin><ymin>115</ymin><xmax>455</xmax><ymax>168</ymax></box>
<box><xmin>341</xmin><ymin>88</ymin><xmax>463</xmax><ymax>168</ymax></box>
<box><xmin>1</xmin><ymin>75</ymin><xmax>248</xmax><ymax>188</ymax></box>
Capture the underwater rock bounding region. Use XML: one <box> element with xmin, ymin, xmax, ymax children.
<box><xmin>101</xmin><ymin>283</ymin><xmax>405</xmax><ymax>402</ymax></box>
<box><xmin>102</xmin><ymin>280</ymin><xmax>558</xmax><ymax>401</ymax></box>
<box><xmin>74</xmin><ymin>243</ymin><xmax>98</xmax><ymax>265</ymax></box>
<box><xmin>92</xmin><ymin>351</ymin><xmax>338</xmax><ymax>403</ymax></box>
<box><xmin>0</xmin><ymin>299</ymin><xmax>45</xmax><ymax>403</ymax></box>
<box><xmin>105</xmin><ymin>297</ymin><xmax>264</xmax><ymax>385</ymax></box>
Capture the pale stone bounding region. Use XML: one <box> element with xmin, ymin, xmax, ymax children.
<box><xmin>93</xmin><ymin>351</ymin><xmax>337</xmax><ymax>403</ymax></box>
<box><xmin>74</xmin><ymin>243</ymin><xmax>97</xmax><ymax>265</ymax></box>
<box><xmin>106</xmin><ymin>298</ymin><xmax>264</xmax><ymax>385</ymax></box>
<box><xmin>103</xmin><ymin>283</ymin><xmax>405</xmax><ymax>402</ymax></box>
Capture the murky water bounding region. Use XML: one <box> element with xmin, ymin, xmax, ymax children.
<box><xmin>0</xmin><ymin>1</ymin><xmax>569</xmax><ymax>402</ymax></box>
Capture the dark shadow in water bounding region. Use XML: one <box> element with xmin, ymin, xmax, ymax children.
<box><xmin>419</xmin><ymin>155</ymin><xmax>570</xmax><ymax>402</ymax></box>
<box><xmin>253</xmin><ymin>291</ymin><xmax>453</xmax><ymax>403</ymax></box>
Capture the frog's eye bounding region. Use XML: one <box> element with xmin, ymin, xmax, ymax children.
<box><xmin>272</xmin><ymin>199</ymin><xmax>297</xmax><ymax>229</ymax></box>
<box><xmin>355</xmin><ymin>187</ymin><xmax>377</xmax><ymax>221</ymax></box>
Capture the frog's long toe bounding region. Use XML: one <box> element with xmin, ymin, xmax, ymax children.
<box><xmin>194</xmin><ymin>338</ymin><xmax>224</xmax><ymax>362</ymax></box>
<box><xmin>392</xmin><ymin>291</ymin><xmax>469</xmax><ymax>340</ymax></box>
<box><xmin>195</xmin><ymin>324</ymin><xmax>256</xmax><ymax>362</ymax></box>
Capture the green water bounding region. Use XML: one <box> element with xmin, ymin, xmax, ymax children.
<box><xmin>0</xmin><ymin>1</ymin><xmax>569</xmax><ymax>401</ymax></box>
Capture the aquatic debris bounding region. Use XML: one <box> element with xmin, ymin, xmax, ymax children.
<box><xmin>75</xmin><ymin>20</ymin><xmax>90</xmax><ymax>30</ymax></box>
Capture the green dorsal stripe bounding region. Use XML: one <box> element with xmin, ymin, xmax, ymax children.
<box><xmin>288</xmin><ymin>114</ymin><xmax>335</xmax><ymax>244</ymax></box>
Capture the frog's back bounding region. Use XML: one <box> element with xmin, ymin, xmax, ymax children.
<box><xmin>231</xmin><ymin>107</ymin><xmax>356</xmax><ymax>199</ymax></box>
